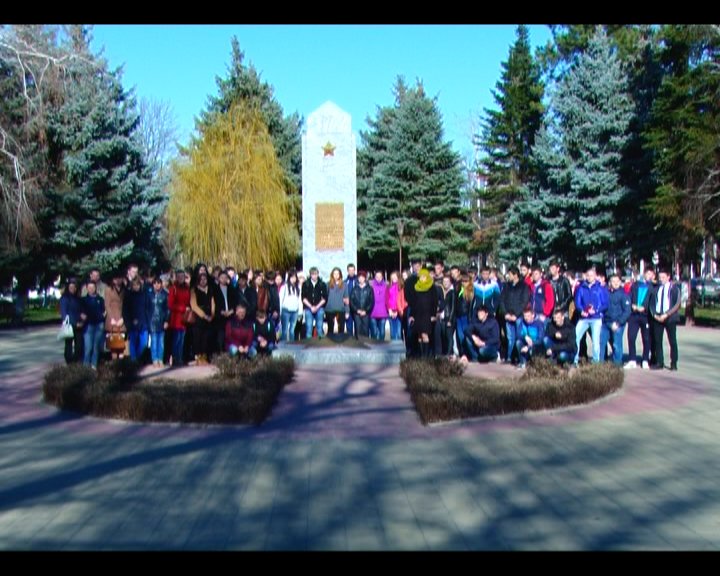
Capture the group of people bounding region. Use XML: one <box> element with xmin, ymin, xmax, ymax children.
<box><xmin>421</xmin><ymin>260</ymin><xmax>680</xmax><ymax>371</ymax></box>
<box><xmin>57</xmin><ymin>257</ymin><xmax>682</xmax><ymax>372</ymax></box>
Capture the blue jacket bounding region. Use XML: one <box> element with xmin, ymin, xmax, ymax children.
<box><xmin>464</xmin><ymin>315</ymin><xmax>500</xmax><ymax>348</ymax></box>
<box><xmin>604</xmin><ymin>287</ymin><xmax>631</xmax><ymax>326</ymax></box>
<box><xmin>60</xmin><ymin>293</ymin><xmax>82</xmax><ymax>326</ymax></box>
<box><xmin>517</xmin><ymin>318</ymin><xmax>545</xmax><ymax>347</ymax></box>
<box><xmin>574</xmin><ymin>281</ymin><xmax>609</xmax><ymax>320</ymax></box>
<box><xmin>473</xmin><ymin>280</ymin><xmax>501</xmax><ymax>314</ymax></box>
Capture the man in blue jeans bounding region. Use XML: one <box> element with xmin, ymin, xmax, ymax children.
<box><xmin>499</xmin><ymin>266</ymin><xmax>529</xmax><ymax>363</ymax></box>
<box><xmin>301</xmin><ymin>267</ymin><xmax>328</xmax><ymax>339</ymax></box>
<box><xmin>344</xmin><ymin>264</ymin><xmax>358</xmax><ymax>337</ymax></box>
<box><xmin>574</xmin><ymin>265</ymin><xmax>609</xmax><ymax>364</ymax></box>
<box><xmin>600</xmin><ymin>273</ymin><xmax>631</xmax><ymax>365</ymax></box>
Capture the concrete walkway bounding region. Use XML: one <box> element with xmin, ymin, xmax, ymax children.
<box><xmin>0</xmin><ymin>325</ymin><xmax>719</xmax><ymax>549</ymax></box>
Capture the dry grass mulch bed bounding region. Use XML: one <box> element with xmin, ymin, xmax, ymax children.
<box><xmin>401</xmin><ymin>358</ymin><xmax>624</xmax><ymax>425</ymax></box>
<box><xmin>43</xmin><ymin>355</ymin><xmax>295</xmax><ymax>426</ymax></box>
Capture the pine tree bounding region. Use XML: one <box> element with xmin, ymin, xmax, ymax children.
<box><xmin>169</xmin><ymin>104</ymin><xmax>294</xmax><ymax>269</ymax></box>
<box><xmin>361</xmin><ymin>80</ymin><xmax>472</xmax><ymax>266</ymax></box>
<box><xmin>531</xmin><ymin>27</ymin><xmax>634</xmax><ymax>269</ymax></box>
<box><xmin>46</xmin><ymin>29</ymin><xmax>165</xmax><ymax>277</ymax></box>
<box><xmin>197</xmin><ymin>37</ymin><xmax>302</xmax><ymax>244</ymax></box>
<box><xmin>644</xmin><ymin>25</ymin><xmax>720</xmax><ymax>268</ymax></box>
<box><xmin>477</xmin><ymin>25</ymin><xmax>544</xmax><ymax>262</ymax></box>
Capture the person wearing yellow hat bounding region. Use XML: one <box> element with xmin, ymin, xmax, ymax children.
<box><xmin>408</xmin><ymin>268</ymin><xmax>438</xmax><ymax>358</ymax></box>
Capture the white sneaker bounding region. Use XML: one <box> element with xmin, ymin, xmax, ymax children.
<box><xmin>496</xmin><ymin>353</ymin><xmax>502</xmax><ymax>364</ymax></box>
<box><xmin>624</xmin><ymin>360</ymin><xmax>637</xmax><ymax>370</ymax></box>
<box><xmin>642</xmin><ymin>361</ymin><xmax>650</xmax><ymax>370</ymax></box>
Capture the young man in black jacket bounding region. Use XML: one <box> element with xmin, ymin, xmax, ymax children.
<box><xmin>302</xmin><ymin>267</ymin><xmax>328</xmax><ymax>339</ymax></box>
<box><xmin>462</xmin><ymin>305</ymin><xmax>500</xmax><ymax>363</ymax></box>
<box><xmin>549</xmin><ymin>261</ymin><xmax>573</xmax><ymax>315</ymax></box>
<box><xmin>499</xmin><ymin>266</ymin><xmax>530</xmax><ymax>363</ymax></box>
<box><xmin>544</xmin><ymin>308</ymin><xmax>577</xmax><ymax>365</ymax></box>
<box><xmin>626</xmin><ymin>267</ymin><xmax>655</xmax><ymax>370</ymax></box>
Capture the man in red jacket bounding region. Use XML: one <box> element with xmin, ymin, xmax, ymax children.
<box><xmin>167</xmin><ymin>270</ymin><xmax>191</xmax><ymax>367</ymax></box>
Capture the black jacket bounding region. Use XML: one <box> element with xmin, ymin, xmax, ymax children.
<box><xmin>500</xmin><ymin>280</ymin><xmax>530</xmax><ymax>318</ymax></box>
<box><xmin>350</xmin><ymin>283</ymin><xmax>375</xmax><ymax>315</ymax></box>
<box><xmin>545</xmin><ymin>320</ymin><xmax>576</xmax><ymax>354</ymax></box>
<box><xmin>464</xmin><ymin>316</ymin><xmax>500</xmax><ymax>348</ymax></box>
<box><xmin>649</xmin><ymin>282</ymin><xmax>681</xmax><ymax>325</ymax></box>
<box><xmin>302</xmin><ymin>279</ymin><xmax>328</xmax><ymax>308</ymax></box>
<box><xmin>441</xmin><ymin>288</ymin><xmax>456</xmax><ymax>325</ymax></box>
<box><xmin>267</xmin><ymin>283</ymin><xmax>280</xmax><ymax>317</ymax></box>
<box><xmin>629</xmin><ymin>281</ymin><xmax>653</xmax><ymax>317</ymax></box>
<box><xmin>213</xmin><ymin>284</ymin><xmax>238</xmax><ymax>322</ymax></box>
<box><xmin>237</xmin><ymin>285</ymin><xmax>257</xmax><ymax>319</ymax></box>
<box><xmin>550</xmin><ymin>275</ymin><xmax>573</xmax><ymax>313</ymax></box>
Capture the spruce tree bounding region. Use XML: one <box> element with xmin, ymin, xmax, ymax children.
<box><xmin>531</xmin><ymin>27</ymin><xmax>634</xmax><ymax>268</ymax></box>
<box><xmin>477</xmin><ymin>25</ymin><xmax>544</xmax><ymax>262</ymax></box>
<box><xmin>46</xmin><ymin>32</ymin><xmax>165</xmax><ymax>277</ymax></box>
<box><xmin>361</xmin><ymin>80</ymin><xmax>471</xmax><ymax>266</ymax></box>
<box><xmin>357</xmin><ymin>78</ymin><xmax>405</xmax><ymax>264</ymax></box>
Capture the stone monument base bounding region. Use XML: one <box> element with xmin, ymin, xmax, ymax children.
<box><xmin>274</xmin><ymin>337</ymin><xmax>406</xmax><ymax>365</ymax></box>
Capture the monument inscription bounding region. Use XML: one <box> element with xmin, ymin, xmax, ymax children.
<box><xmin>315</xmin><ymin>203</ymin><xmax>344</xmax><ymax>251</ymax></box>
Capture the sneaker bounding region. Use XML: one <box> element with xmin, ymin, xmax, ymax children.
<box><xmin>516</xmin><ymin>363</ymin><xmax>526</xmax><ymax>370</ymax></box>
<box><xmin>624</xmin><ymin>360</ymin><xmax>637</xmax><ymax>370</ymax></box>
<box><xmin>496</xmin><ymin>353</ymin><xmax>502</xmax><ymax>364</ymax></box>
<box><xmin>642</xmin><ymin>361</ymin><xmax>650</xmax><ymax>370</ymax></box>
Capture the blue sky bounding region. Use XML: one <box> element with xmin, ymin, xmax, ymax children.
<box><xmin>91</xmin><ymin>25</ymin><xmax>552</xmax><ymax>161</ymax></box>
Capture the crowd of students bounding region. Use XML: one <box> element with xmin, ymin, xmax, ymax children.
<box><xmin>57</xmin><ymin>257</ymin><xmax>682</xmax><ymax>371</ymax></box>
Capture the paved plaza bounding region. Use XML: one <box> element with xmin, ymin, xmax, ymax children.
<box><xmin>0</xmin><ymin>325</ymin><xmax>719</xmax><ymax>550</ymax></box>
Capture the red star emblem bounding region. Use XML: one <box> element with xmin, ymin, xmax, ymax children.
<box><xmin>322</xmin><ymin>141</ymin><xmax>336</xmax><ymax>157</ymax></box>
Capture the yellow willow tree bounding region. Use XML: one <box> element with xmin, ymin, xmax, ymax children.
<box><xmin>168</xmin><ymin>104</ymin><xmax>296</xmax><ymax>269</ymax></box>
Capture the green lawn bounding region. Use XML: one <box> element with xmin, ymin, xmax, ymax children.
<box><xmin>690</xmin><ymin>306</ymin><xmax>720</xmax><ymax>327</ymax></box>
<box><xmin>25</xmin><ymin>307</ymin><xmax>61</xmax><ymax>323</ymax></box>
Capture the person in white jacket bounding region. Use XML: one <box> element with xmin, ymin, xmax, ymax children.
<box><xmin>280</xmin><ymin>269</ymin><xmax>302</xmax><ymax>341</ymax></box>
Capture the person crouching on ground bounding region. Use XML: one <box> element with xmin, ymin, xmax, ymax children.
<box><xmin>253</xmin><ymin>309</ymin><xmax>277</xmax><ymax>356</ymax></box>
<box><xmin>461</xmin><ymin>305</ymin><xmax>500</xmax><ymax>363</ymax></box>
<box><xmin>516</xmin><ymin>307</ymin><xmax>545</xmax><ymax>369</ymax></box>
<box><xmin>225</xmin><ymin>303</ymin><xmax>256</xmax><ymax>359</ymax></box>
<box><xmin>543</xmin><ymin>308</ymin><xmax>577</xmax><ymax>366</ymax></box>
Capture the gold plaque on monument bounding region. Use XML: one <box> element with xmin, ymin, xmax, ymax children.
<box><xmin>315</xmin><ymin>203</ymin><xmax>344</xmax><ymax>251</ymax></box>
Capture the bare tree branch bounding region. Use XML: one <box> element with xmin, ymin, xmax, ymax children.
<box><xmin>137</xmin><ymin>97</ymin><xmax>179</xmax><ymax>180</ymax></box>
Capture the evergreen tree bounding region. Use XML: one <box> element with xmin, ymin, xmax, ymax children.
<box><xmin>531</xmin><ymin>27</ymin><xmax>634</xmax><ymax>268</ymax></box>
<box><xmin>361</xmin><ymin>80</ymin><xmax>472</xmax><ymax>266</ymax></box>
<box><xmin>477</xmin><ymin>25</ymin><xmax>544</xmax><ymax>262</ymax></box>
<box><xmin>46</xmin><ymin>28</ymin><xmax>165</xmax><ymax>277</ymax></box>
<box><xmin>537</xmin><ymin>25</ymin><xmax>665</xmax><ymax>264</ymax></box>
<box><xmin>357</xmin><ymin>78</ymin><xmax>405</xmax><ymax>263</ymax></box>
<box><xmin>644</xmin><ymin>25</ymin><xmax>720</xmax><ymax>268</ymax></box>
<box><xmin>496</xmin><ymin>186</ymin><xmax>540</xmax><ymax>265</ymax></box>
<box><xmin>197</xmin><ymin>37</ymin><xmax>302</xmax><ymax>243</ymax></box>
